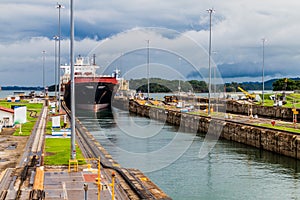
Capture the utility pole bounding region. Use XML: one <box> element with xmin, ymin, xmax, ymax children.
<box><xmin>178</xmin><ymin>57</ymin><xmax>182</xmax><ymax>95</ymax></box>
<box><xmin>207</xmin><ymin>8</ymin><xmax>214</xmax><ymax>115</ymax></box>
<box><xmin>42</xmin><ymin>50</ymin><xmax>46</xmax><ymax>94</ymax></box>
<box><xmin>56</xmin><ymin>3</ymin><xmax>64</xmax><ymax>111</ymax></box>
<box><xmin>70</xmin><ymin>0</ymin><xmax>76</xmax><ymax>160</ymax></box>
<box><xmin>262</xmin><ymin>38</ymin><xmax>266</xmax><ymax>106</ymax></box>
<box><xmin>147</xmin><ymin>40</ymin><xmax>150</xmax><ymax>100</ymax></box>
<box><xmin>53</xmin><ymin>36</ymin><xmax>59</xmax><ymax>101</ymax></box>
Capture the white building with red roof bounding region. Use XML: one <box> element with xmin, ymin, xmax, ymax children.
<box><xmin>0</xmin><ymin>106</ymin><xmax>14</xmax><ymax>127</ymax></box>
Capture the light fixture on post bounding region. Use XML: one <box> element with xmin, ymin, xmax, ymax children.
<box><xmin>207</xmin><ymin>8</ymin><xmax>215</xmax><ymax>115</ymax></box>
<box><xmin>53</xmin><ymin>35</ymin><xmax>59</xmax><ymax>101</ymax></box>
<box><xmin>146</xmin><ymin>39</ymin><xmax>150</xmax><ymax>100</ymax></box>
<box><xmin>262</xmin><ymin>38</ymin><xmax>266</xmax><ymax>106</ymax></box>
<box><xmin>70</xmin><ymin>0</ymin><xmax>76</xmax><ymax>160</ymax></box>
<box><xmin>56</xmin><ymin>2</ymin><xmax>64</xmax><ymax>110</ymax></box>
<box><xmin>42</xmin><ymin>50</ymin><xmax>46</xmax><ymax>95</ymax></box>
<box><xmin>178</xmin><ymin>57</ymin><xmax>182</xmax><ymax>95</ymax></box>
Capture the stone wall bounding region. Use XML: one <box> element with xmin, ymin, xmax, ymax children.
<box><xmin>128</xmin><ymin>100</ymin><xmax>300</xmax><ymax>160</ymax></box>
<box><xmin>175</xmin><ymin>96</ymin><xmax>299</xmax><ymax>121</ymax></box>
<box><xmin>226</xmin><ymin>100</ymin><xmax>297</xmax><ymax>121</ymax></box>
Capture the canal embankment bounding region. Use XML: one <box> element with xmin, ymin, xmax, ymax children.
<box><xmin>66</xmin><ymin>102</ymin><xmax>172</xmax><ymax>200</ymax></box>
<box><xmin>176</xmin><ymin>96</ymin><xmax>300</xmax><ymax>121</ymax></box>
<box><xmin>125</xmin><ymin>99</ymin><xmax>300</xmax><ymax>160</ymax></box>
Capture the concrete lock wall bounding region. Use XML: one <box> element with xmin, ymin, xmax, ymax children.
<box><xmin>226</xmin><ymin>100</ymin><xmax>298</xmax><ymax>121</ymax></box>
<box><xmin>175</xmin><ymin>96</ymin><xmax>299</xmax><ymax>121</ymax></box>
<box><xmin>128</xmin><ymin>100</ymin><xmax>300</xmax><ymax>160</ymax></box>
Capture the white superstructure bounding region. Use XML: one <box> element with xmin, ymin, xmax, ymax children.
<box><xmin>60</xmin><ymin>56</ymin><xmax>100</xmax><ymax>84</ymax></box>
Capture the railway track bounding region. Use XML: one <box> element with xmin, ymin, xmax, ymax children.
<box><xmin>62</xmin><ymin>102</ymin><xmax>157</xmax><ymax>200</ymax></box>
<box><xmin>0</xmin><ymin>169</ymin><xmax>13</xmax><ymax>200</ymax></box>
<box><xmin>16</xmin><ymin>106</ymin><xmax>47</xmax><ymax>169</ymax></box>
<box><xmin>0</xmin><ymin>105</ymin><xmax>47</xmax><ymax>200</ymax></box>
<box><xmin>31</xmin><ymin>106</ymin><xmax>47</xmax><ymax>155</ymax></box>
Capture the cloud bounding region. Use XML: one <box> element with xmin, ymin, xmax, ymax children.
<box><xmin>1</xmin><ymin>0</ymin><xmax>300</xmax><ymax>86</ymax></box>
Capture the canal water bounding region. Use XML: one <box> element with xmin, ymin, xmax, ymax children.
<box><xmin>78</xmin><ymin>107</ymin><xmax>300</xmax><ymax>200</ymax></box>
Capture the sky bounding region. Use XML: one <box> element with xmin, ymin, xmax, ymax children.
<box><xmin>1</xmin><ymin>0</ymin><xmax>300</xmax><ymax>86</ymax></box>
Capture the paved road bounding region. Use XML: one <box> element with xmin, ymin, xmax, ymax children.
<box><xmin>44</xmin><ymin>170</ymin><xmax>116</xmax><ymax>200</ymax></box>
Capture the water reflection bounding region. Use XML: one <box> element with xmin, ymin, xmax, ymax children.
<box><xmin>217</xmin><ymin>138</ymin><xmax>300</xmax><ymax>174</ymax></box>
<box><xmin>96</xmin><ymin>108</ymin><xmax>116</xmax><ymax>129</ymax></box>
<box><xmin>78</xmin><ymin>108</ymin><xmax>300</xmax><ymax>172</ymax></box>
<box><xmin>76</xmin><ymin>108</ymin><xmax>116</xmax><ymax>129</ymax></box>
<box><xmin>77</xmin><ymin>108</ymin><xmax>300</xmax><ymax>199</ymax></box>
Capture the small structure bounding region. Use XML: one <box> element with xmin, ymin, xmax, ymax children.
<box><xmin>0</xmin><ymin>106</ymin><xmax>14</xmax><ymax>127</ymax></box>
<box><xmin>51</xmin><ymin>129</ymin><xmax>71</xmax><ymax>137</ymax></box>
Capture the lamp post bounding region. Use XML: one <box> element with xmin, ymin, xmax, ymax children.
<box><xmin>42</xmin><ymin>50</ymin><xmax>46</xmax><ymax>94</ymax></box>
<box><xmin>207</xmin><ymin>8</ymin><xmax>214</xmax><ymax>115</ymax></box>
<box><xmin>178</xmin><ymin>57</ymin><xmax>182</xmax><ymax>95</ymax></box>
<box><xmin>212</xmin><ymin>51</ymin><xmax>218</xmax><ymax>112</ymax></box>
<box><xmin>146</xmin><ymin>40</ymin><xmax>150</xmax><ymax>100</ymax></box>
<box><xmin>70</xmin><ymin>0</ymin><xmax>76</xmax><ymax>160</ymax></box>
<box><xmin>262</xmin><ymin>38</ymin><xmax>266</xmax><ymax>106</ymax></box>
<box><xmin>53</xmin><ymin>36</ymin><xmax>59</xmax><ymax>100</ymax></box>
<box><xmin>56</xmin><ymin>3</ymin><xmax>64</xmax><ymax>110</ymax></box>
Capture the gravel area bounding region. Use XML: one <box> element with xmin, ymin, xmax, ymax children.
<box><xmin>0</xmin><ymin>128</ymin><xmax>29</xmax><ymax>172</ymax></box>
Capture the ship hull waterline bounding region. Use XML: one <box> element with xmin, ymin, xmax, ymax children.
<box><xmin>63</xmin><ymin>77</ymin><xmax>118</xmax><ymax>112</ymax></box>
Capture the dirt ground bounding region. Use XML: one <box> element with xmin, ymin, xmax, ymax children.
<box><xmin>0</xmin><ymin>128</ymin><xmax>29</xmax><ymax>173</ymax></box>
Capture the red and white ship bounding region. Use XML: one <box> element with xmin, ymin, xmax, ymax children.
<box><xmin>61</xmin><ymin>55</ymin><xmax>118</xmax><ymax>111</ymax></box>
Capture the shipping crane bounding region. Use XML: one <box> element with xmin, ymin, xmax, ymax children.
<box><xmin>237</xmin><ymin>87</ymin><xmax>257</xmax><ymax>101</ymax></box>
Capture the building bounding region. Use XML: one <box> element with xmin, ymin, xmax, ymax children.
<box><xmin>0</xmin><ymin>106</ymin><xmax>14</xmax><ymax>127</ymax></box>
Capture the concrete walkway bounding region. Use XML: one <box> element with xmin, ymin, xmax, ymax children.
<box><xmin>44</xmin><ymin>170</ymin><xmax>113</xmax><ymax>200</ymax></box>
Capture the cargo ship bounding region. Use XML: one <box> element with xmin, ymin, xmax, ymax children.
<box><xmin>61</xmin><ymin>55</ymin><xmax>118</xmax><ymax>111</ymax></box>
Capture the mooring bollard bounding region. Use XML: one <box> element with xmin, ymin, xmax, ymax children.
<box><xmin>83</xmin><ymin>183</ymin><xmax>88</xmax><ymax>200</ymax></box>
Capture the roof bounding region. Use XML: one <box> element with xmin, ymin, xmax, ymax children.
<box><xmin>0</xmin><ymin>106</ymin><xmax>14</xmax><ymax>114</ymax></box>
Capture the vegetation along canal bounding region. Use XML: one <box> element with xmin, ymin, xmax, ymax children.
<box><xmin>77</xmin><ymin>107</ymin><xmax>300</xmax><ymax>200</ymax></box>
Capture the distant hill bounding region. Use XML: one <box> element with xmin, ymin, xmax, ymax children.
<box><xmin>2</xmin><ymin>77</ymin><xmax>300</xmax><ymax>93</ymax></box>
<box><xmin>226</xmin><ymin>78</ymin><xmax>300</xmax><ymax>91</ymax></box>
<box><xmin>128</xmin><ymin>77</ymin><xmax>300</xmax><ymax>93</ymax></box>
<box><xmin>237</xmin><ymin>79</ymin><xmax>275</xmax><ymax>91</ymax></box>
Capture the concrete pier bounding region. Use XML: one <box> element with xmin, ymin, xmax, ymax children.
<box><xmin>174</xmin><ymin>96</ymin><xmax>300</xmax><ymax>121</ymax></box>
<box><xmin>127</xmin><ymin>99</ymin><xmax>300</xmax><ymax>160</ymax></box>
<box><xmin>0</xmin><ymin>101</ymin><xmax>171</xmax><ymax>200</ymax></box>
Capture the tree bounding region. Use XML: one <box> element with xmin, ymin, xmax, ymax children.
<box><xmin>272</xmin><ymin>78</ymin><xmax>299</xmax><ymax>91</ymax></box>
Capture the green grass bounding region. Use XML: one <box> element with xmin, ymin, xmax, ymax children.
<box><xmin>0</xmin><ymin>100</ymin><xmax>43</xmax><ymax>136</ymax></box>
<box><xmin>46</xmin><ymin>114</ymin><xmax>69</xmax><ymax>135</ymax></box>
<box><xmin>256</xmin><ymin>93</ymin><xmax>300</xmax><ymax>108</ymax></box>
<box><xmin>288</xmin><ymin>93</ymin><xmax>300</xmax><ymax>99</ymax></box>
<box><xmin>44</xmin><ymin>138</ymin><xmax>86</xmax><ymax>165</ymax></box>
<box><xmin>254</xmin><ymin>123</ymin><xmax>300</xmax><ymax>134</ymax></box>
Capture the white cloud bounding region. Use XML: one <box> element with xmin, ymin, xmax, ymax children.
<box><xmin>1</xmin><ymin>0</ymin><xmax>300</xmax><ymax>86</ymax></box>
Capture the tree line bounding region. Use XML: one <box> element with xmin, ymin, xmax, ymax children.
<box><xmin>128</xmin><ymin>77</ymin><xmax>300</xmax><ymax>93</ymax></box>
<box><xmin>20</xmin><ymin>77</ymin><xmax>299</xmax><ymax>93</ymax></box>
<box><xmin>272</xmin><ymin>78</ymin><xmax>300</xmax><ymax>91</ymax></box>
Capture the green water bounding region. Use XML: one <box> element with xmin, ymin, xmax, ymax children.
<box><xmin>77</xmin><ymin>108</ymin><xmax>300</xmax><ymax>200</ymax></box>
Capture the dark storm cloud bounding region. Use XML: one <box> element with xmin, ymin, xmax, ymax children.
<box><xmin>1</xmin><ymin>0</ymin><xmax>300</xmax><ymax>86</ymax></box>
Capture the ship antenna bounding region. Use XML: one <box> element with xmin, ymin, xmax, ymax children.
<box><xmin>93</xmin><ymin>54</ymin><xmax>96</xmax><ymax>65</ymax></box>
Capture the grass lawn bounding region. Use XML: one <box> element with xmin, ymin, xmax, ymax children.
<box><xmin>0</xmin><ymin>100</ymin><xmax>43</xmax><ymax>136</ymax></box>
<box><xmin>256</xmin><ymin>93</ymin><xmax>300</xmax><ymax>108</ymax></box>
<box><xmin>46</xmin><ymin>120</ymin><xmax>53</xmax><ymax>135</ymax></box>
<box><xmin>46</xmin><ymin>114</ymin><xmax>68</xmax><ymax>135</ymax></box>
<box><xmin>44</xmin><ymin>138</ymin><xmax>86</xmax><ymax>165</ymax></box>
<box><xmin>255</xmin><ymin>123</ymin><xmax>300</xmax><ymax>134</ymax></box>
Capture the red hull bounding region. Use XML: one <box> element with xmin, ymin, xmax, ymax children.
<box><xmin>74</xmin><ymin>76</ymin><xmax>118</xmax><ymax>84</ymax></box>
